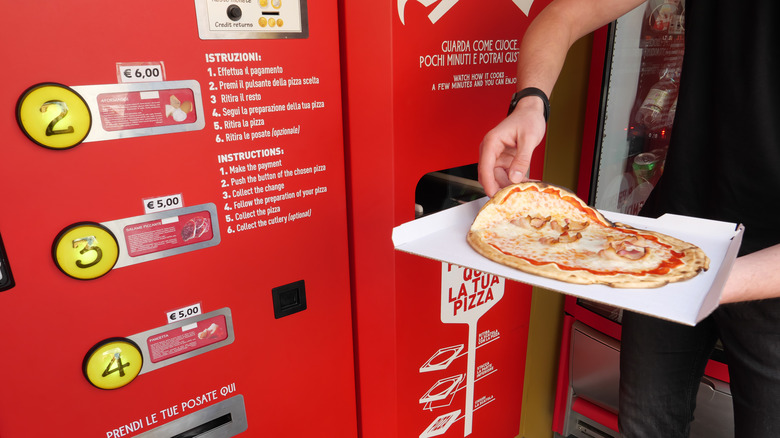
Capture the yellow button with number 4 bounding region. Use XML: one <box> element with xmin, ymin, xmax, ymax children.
<box><xmin>83</xmin><ymin>338</ymin><xmax>143</xmax><ymax>390</ymax></box>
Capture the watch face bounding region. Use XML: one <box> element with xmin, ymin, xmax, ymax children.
<box><xmin>508</xmin><ymin>92</ymin><xmax>521</xmax><ymax>116</ymax></box>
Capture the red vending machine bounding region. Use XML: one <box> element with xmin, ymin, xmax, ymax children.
<box><xmin>341</xmin><ymin>1</ymin><xmax>551</xmax><ymax>437</ymax></box>
<box><xmin>554</xmin><ymin>2</ymin><xmax>733</xmax><ymax>437</ymax></box>
<box><xmin>0</xmin><ymin>1</ymin><xmax>357</xmax><ymax>437</ymax></box>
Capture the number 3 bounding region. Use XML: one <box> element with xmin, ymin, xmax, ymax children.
<box><xmin>72</xmin><ymin>236</ymin><xmax>103</xmax><ymax>269</ymax></box>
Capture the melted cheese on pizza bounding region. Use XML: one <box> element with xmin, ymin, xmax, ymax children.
<box><xmin>481</xmin><ymin>221</ymin><xmax>682</xmax><ymax>276</ymax></box>
<box><xmin>472</xmin><ymin>186</ymin><xmax>684</xmax><ymax>276</ymax></box>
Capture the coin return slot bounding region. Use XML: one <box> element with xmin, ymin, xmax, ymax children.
<box><xmin>171</xmin><ymin>413</ymin><xmax>232</xmax><ymax>438</ymax></box>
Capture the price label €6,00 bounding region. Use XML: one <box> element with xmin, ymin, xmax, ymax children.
<box><xmin>117</xmin><ymin>62</ymin><xmax>166</xmax><ymax>84</ymax></box>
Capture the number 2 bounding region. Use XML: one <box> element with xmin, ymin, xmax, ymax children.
<box><xmin>41</xmin><ymin>100</ymin><xmax>75</xmax><ymax>136</ymax></box>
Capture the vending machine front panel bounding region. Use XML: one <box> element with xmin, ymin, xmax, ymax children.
<box><xmin>342</xmin><ymin>1</ymin><xmax>553</xmax><ymax>436</ymax></box>
<box><xmin>0</xmin><ymin>2</ymin><xmax>356</xmax><ymax>437</ymax></box>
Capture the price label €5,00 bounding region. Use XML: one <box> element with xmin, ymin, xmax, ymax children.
<box><xmin>144</xmin><ymin>194</ymin><xmax>183</xmax><ymax>214</ymax></box>
<box><xmin>168</xmin><ymin>303</ymin><xmax>202</xmax><ymax>323</ymax></box>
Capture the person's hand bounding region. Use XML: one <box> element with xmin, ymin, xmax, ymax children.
<box><xmin>478</xmin><ymin>97</ymin><xmax>547</xmax><ymax>197</ymax></box>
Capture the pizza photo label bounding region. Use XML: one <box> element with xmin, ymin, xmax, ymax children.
<box><xmin>122</xmin><ymin>211</ymin><xmax>213</xmax><ymax>258</ymax></box>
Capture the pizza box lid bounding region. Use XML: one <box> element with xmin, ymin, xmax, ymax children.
<box><xmin>392</xmin><ymin>197</ymin><xmax>744</xmax><ymax>326</ymax></box>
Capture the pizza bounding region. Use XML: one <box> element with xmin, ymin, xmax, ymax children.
<box><xmin>467</xmin><ymin>182</ymin><xmax>709</xmax><ymax>288</ymax></box>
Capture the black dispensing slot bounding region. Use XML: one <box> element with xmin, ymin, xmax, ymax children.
<box><xmin>134</xmin><ymin>396</ymin><xmax>248</xmax><ymax>438</ymax></box>
<box><xmin>171</xmin><ymin>413</ymin><xmax>232</xmax><ymax>438</ymax></box>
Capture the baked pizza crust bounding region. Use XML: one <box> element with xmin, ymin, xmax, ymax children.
<box><xmin>467</xmin><ymin>182</ymin><xmax>710</xmax><ymax>288</ymax></box>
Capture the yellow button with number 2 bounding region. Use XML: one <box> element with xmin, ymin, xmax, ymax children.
<box><xmin>16</xmin><ymin>83</ymin><xmax>92</xmax><ymax>150</ymax></box>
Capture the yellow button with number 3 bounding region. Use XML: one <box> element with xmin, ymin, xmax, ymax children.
<box><xmin>83</xmin><ymin>338</ymin><xmax>143</xmax><ymax>390</ymax></box>
<box><xmin>52</xmin><ymin>222</ymin><xmax>119</xmax><ymax>280</ymax></box>
<box><xmin>16</xmin><ymin>83</ymin><xmax>92</xmax><ymax>150</ymax></box>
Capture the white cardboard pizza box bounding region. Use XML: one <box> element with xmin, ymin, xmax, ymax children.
<box><xmin>393</xmin><ymin>197</ymin><xmax>744</xmax><ymax>326</ymax></box>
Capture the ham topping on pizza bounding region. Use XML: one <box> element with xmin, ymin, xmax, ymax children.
<box><xmin>539</xmin><ymin>231</ymin><xmax>583</xmax><ymax>245</ymax></box>
<box><xmin>515</xmin><ymin>215</ymin><xmax>589</xmax><ymax>245</ymax></box>
<box><xmin>600</xmin><ymin>238</ymin><xmax>648</xmax><ymax>261</ymax></box>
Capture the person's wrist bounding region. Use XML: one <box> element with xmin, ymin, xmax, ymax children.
<box><xmin>507</xmin><ymin>87</ymin><xmax>550</xmax><ymax>121</ymax></box>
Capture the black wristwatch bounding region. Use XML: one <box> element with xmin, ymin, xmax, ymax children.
<box><xmin>508</xmin><ymin>87</ymin><xmax>550</xmax><ymax>121</ymax></box>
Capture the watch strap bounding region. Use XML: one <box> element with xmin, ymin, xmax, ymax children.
<box><xmin>508</xmin><ymin>87</ymin><xmax>550</xmax><ymax>121</ymax></box>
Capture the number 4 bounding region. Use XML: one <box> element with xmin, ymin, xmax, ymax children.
<box><xmin>102</xmin><ymin>352</ymin><xmax>131</xmax><ymax>378</ymax></box>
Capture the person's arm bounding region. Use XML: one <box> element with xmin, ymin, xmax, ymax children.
<box><xmin>478</xmin><ymin>0</ymin><xmax>646</xmax><ymax>197</ymax></box>
<box><xmin>720</xmin><ymin>244</ymin><xmax>780</xmax><ymax>303</ymax></box>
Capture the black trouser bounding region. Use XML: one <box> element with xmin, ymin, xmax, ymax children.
<box><xmin>619</xmin><ymin>299</ymin><xmax>780</xmax><ymax>437</ymax></box>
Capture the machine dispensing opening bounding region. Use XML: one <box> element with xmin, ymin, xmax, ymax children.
<box><xmin>414</xmin><ymin>163</ymin><xmax>484</xmax><ymax>219</ymax></box>
<box><xmin>135</xmin><ymin>395</ymin><xmax>248</xmax><ymax>438</ymax></box>
<box><xmin>170</xmin><ymin>413</ymin><xmax>232</xmax><ymax>438</ymax></box>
